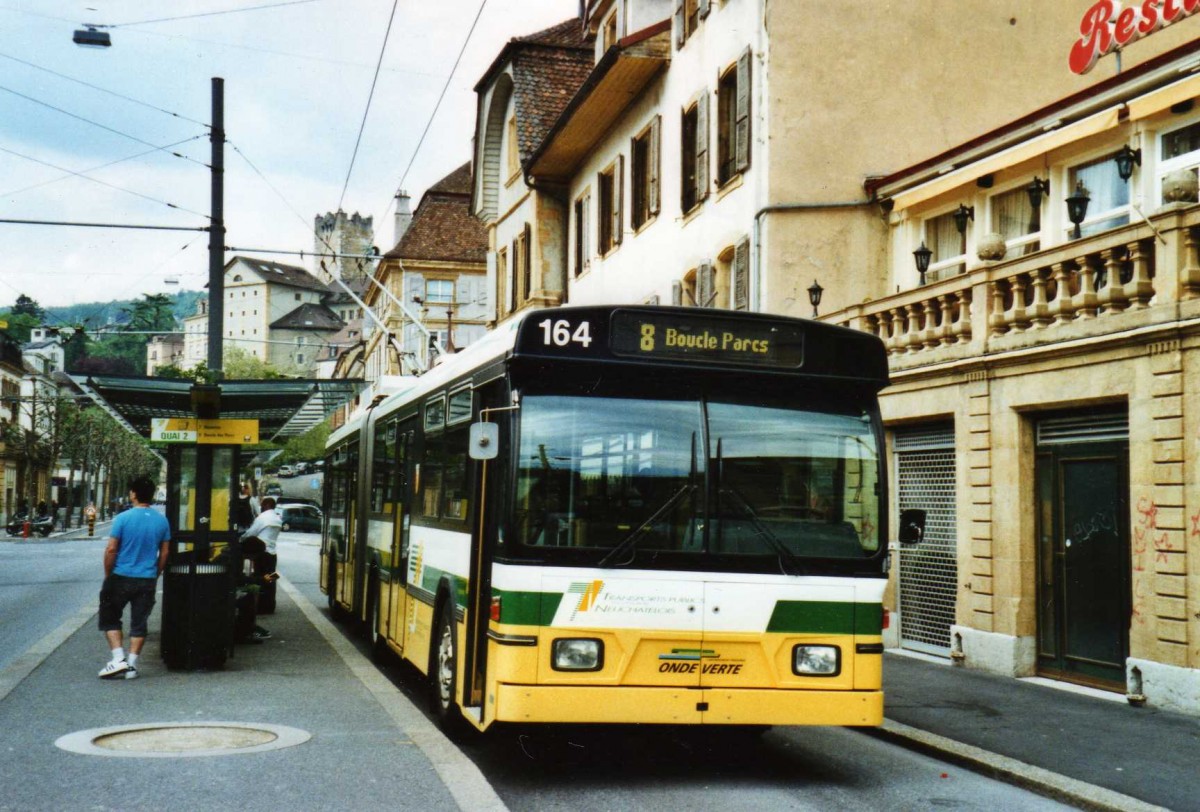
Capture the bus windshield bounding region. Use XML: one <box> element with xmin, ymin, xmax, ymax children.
<box><xmin>511</xmin><ymin>391</ymin><xmax>882</xmax><ymax>564</ymax></box>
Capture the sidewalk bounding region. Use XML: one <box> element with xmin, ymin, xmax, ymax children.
<box><xmin>878</xmin><ymin>651</ymin><xmax>1200</xmax><ymax>811</ymax></box>
<box><xmin>0</xmin><ymin>575</ymin><xmax>503</xmax><ymax>812</ymax></box>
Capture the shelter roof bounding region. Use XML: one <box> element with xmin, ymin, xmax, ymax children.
<box><xmin>71</xmin><ymin>375</ymin><xmax>364</xmax><ymax>441</ymax></box>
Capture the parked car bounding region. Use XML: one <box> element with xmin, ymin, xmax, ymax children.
<box><xmin>275</xmin><ymin>497</ymin><xmax>320</xmax><ymax>509</ymax></box>
<box><xmin>263</xmin><ymin>483</ymin><xmax>283</xmax><ymax>497</ymax></box>
<box><xmin>294</xmin><ymin>461</ymin><xmax>308</xmax><ymax>474</ymax></box>
<box><xmin>277</xmin><ymin>465</ymin><xmax>294</xmax><ymax>478</ymax></box>
<box><xmin>278</xmin><ymin>504</ymin><xmax>322</xmax><ymax>533</ymax></box>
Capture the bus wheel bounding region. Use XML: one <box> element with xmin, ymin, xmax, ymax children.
<box><xmin>430</xmin><ymin>602</ymin><xmax>466</xmax><ymax>737</ymax></box>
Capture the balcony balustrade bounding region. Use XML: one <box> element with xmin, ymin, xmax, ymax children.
<box><xmin>834</xmin><ymin>204</ymin><xmax>1200</xmax><ymax>369</ymax></box>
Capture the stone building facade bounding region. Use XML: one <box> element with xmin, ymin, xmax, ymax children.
<box><xmin>460</xmin><ymin>1</ymin><xmax>1200</xmax><ymax>712</ymax></box>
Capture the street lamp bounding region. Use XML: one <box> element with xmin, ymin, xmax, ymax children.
<box><xmin>1026</xmin><ymin>177</ymin><xmax>1049</xmax><ymax>211</ymax></box>
<box><xmin>1115</xmin><ymin>144</ymin><xmax>1142</xmax><ymax>182</ymax></box>
<box><xmin>72</xmin><ymin>26</ymin><xmax>111</xmax><ymax>47</ymax></box>
<box><xmin>807</xmin><ymin>280</ymin><xmax>824</xmax><ymax>318</ymax></box>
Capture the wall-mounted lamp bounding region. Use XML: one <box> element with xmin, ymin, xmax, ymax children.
<box><xmin>952</xmin><ymin>204</ymin><xmax>975</xmax><ymax>235</ymax></box>
<box><xmin>1115</xmin><ymin>144</ymin><xmax>1142</xmax><ymax>182</ymax></box>
<box><xmin>1066</xmin><ymin>181</ymin><xmax>1090</xmax><ymax>239</ymax></box>
<box><xmin>913</xmin><ymin>241</ymin><xmax>932</xmax><ymax>286</ymax></box>
<box><xmin>808</xmin><ymin>280</ymin><xmax>824</xmax><ymax>318</ymax></box>
<box><xmin>1026</xmin><ymin>177</ymin><xmax>1049</xmax><ymax>210</ymax></box>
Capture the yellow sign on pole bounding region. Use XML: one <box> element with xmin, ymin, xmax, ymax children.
<box><xmin>150</xmin><ymin>417</ymin><xmax>259</xmax><ymax>445</ymax></box>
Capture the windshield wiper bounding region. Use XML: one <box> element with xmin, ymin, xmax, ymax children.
<box><xmin>597</xmin><ymin>433</ymin><xmax>697</xmax><ymax>568</ymax></box>
<box><xmin>718</xmin><ymin>485</ymin><xmax>807</xmax><ymax>576</ymax></box>
<box><xmin>714</xmin><ymin>438</ymin><xmax>805</xmax><ymax>576</ymax></box>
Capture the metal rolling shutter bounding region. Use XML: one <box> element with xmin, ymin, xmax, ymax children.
<box><xmin>894</xmin><ymin>424</ymin><xmax>957</xmax><ymax>655</ymax></box>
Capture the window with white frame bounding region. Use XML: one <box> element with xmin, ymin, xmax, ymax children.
<box><xmin>1067</xmin><ymin>154</ymin><xmax>1129</xmax><ymax>238</ymax></box>
<box><xmin>991</xmin><ymin>185</ymin><xmax>1040</xmax><ymax>257</ymax></box>
<box><xmin>923</xmin><ymin>210</ymin><xmax>966</xmax><ymax>281</ymax></box>
<box><xmin>426</xmin><ymin>278</ymin><xmax>454</xmax><ymax>304</ymax></box>
<box><xmin>1157</xmin><ymin>119</ymin><xmax>1200</xmax><ymax>205</ymax></box>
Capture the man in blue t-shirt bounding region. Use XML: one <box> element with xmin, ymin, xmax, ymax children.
<box><xmin>97</xmin><ymin>477</ymin><xmax>171</xmax><ymax>680</ymax></box>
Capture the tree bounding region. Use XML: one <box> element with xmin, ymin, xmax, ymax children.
<box><xmin>223</xmin><ymin>346</ymin><xmax>291</xmax><ymax>379</ymax></box>
<box><xmin>278</xmin><ymin>419</ymin><xmax>330</xmax><ymax>464</ymax></box>
<box><xmin>11</xmin><ymin>294</ymin><xmax>44</xmax><ymax>319</ymax></box>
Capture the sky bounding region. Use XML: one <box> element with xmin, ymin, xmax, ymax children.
<box><xmin>0</xmin><ymin>0</ymin><xmax>579</xmax><ymax>312</ymax></box>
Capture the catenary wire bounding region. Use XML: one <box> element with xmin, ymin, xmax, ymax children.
<box><xmin>0</xmin><ymin>144</ymin><xmax>211</xmax><ymax>219</ymax></box>
<box><xmin>394</xmin><ymin>0</ymin><xmax>488</xmax><ymax>195</ymax></box>
<box><xmin>0</xmin><ymin>52</ymin><xmax>209</xmax><ymax>128</ymax></box>
<box><xmin>0</xmin><ymin>84</ymin><xmax>209</xmax><ymax>168</ymax></box>
<box><xmin>337</xmin><ymin>0</ymin><xmax>400</xmax><ymax>212</ymax></box>
<box><xmin>1</xmin><ymin>136</ymin><xmax>206</xmax><ymax>200</ymax></box>
<box><xmin>108</xmin><ymin>0</ymin><xmax>325</xmax><ymax>28</ymax></box>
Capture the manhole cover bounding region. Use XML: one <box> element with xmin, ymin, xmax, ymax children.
<box><xmin>56</xmin><ymin>722</ymin><xmax>310</xmax><ymax>758</ymax></box>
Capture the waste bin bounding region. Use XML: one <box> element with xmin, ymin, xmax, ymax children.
<box><xmin>161</xmin><ymin>554</ymin><xmax>234</xmax><ymax>670</ymax></box>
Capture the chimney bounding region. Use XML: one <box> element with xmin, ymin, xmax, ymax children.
<box><xmin>394</xmin><ymin>189</ymin><xmax>412</xmax><ymax>246</ymax></box>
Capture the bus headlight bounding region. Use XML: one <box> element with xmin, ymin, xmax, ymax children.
<box><xmin>793</xmin><ymin>645</ymin><xmax>840</xmax><ymax>676</ymax></box>
<box><xmin>552</xmin><ymin>638</ymin><xmax>603</xmax><ymax>671</ymax></box>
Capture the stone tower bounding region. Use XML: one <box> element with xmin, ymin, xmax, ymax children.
<box><xmin>313</xmin><ymin>209</ymin><xmax>375</xmax><ymax>282</ymax></box>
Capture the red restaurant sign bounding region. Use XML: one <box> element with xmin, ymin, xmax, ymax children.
<box><xmin>1070</xmin><ymin>0</ymin><xmax>1200</xmax><ymax>74</ymax></box>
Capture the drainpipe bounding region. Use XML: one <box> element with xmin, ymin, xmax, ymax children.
<box><xmin>752</xmin><ymin>201</ymin><xmax>873</xmax><ymax>312</ymax></box>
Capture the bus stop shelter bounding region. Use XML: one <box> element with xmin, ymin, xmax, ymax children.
<box><xmin>72</xmin><ymin>374</ymin><xmax>363</xmax><ymax>670</ymax></box>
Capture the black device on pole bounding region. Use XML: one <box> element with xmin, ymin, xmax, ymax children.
<box><xmin>208</xmin><ymin>77</ymin><xmax>225</xmax><ymax>379</ymax></box>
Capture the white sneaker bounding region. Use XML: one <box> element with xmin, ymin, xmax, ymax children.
<box><xmin>98</xmin><ymin>660</ymin><xmax>129</xmax><ymax>679</ymax></box>
<box><xmin>124</xmin><ymin>665</ymin><xmax>139</xmax><ymax>680</ymax></box>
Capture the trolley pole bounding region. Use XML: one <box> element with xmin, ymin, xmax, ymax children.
<box><xmin>207</xmin><ymin>77</ymin><xmax>225</xmax><ymax>378</ymax></box>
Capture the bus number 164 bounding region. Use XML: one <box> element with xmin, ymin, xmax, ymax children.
<box><xmin>538</xmin><ymin>319</ymin><xmax>593</xmax><ymax>348</ymax></box>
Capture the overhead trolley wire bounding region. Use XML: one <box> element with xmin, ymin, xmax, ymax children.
<box><xmin>108</xmin><ymin>0</ymin><xmax>325</xmax><ymax>28</ymax></box>
<box><xmin>0</xmin><ymin>52</ymin><xmax>210</xmax><ymax>128</ymax></box>
<box><xmin>393</xmin><ymin>0</ymin><xmax>487</xmax><ymax>193</ymax></box>
<box><xmin>0</xmin><ymin>143</ymin><xmax>211</xmax><ymax>219</ymax></box>
<box><xmin>337</xmin><ymin>0</ymin><xmax>400</xmax><ymax>212</ymax></box>
<box><xmin>0</xmin><ymin>84</ymin><xmax>210</xmax><ymax>168</ymax></box>
<box><xmin>0</xmin><ymin>136</ymin><xmax>206</xmax><ymax>201</ymax></box>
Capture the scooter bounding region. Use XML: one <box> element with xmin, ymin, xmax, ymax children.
<box><xmin>5</xmin><ymin>512</ymin><xmax>54</xmax><ymax>538</ymax></box>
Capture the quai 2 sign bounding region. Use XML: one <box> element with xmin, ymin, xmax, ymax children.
<box><xmin>1070</xmin><ymin>0</ymin><xmax>1200</xmax><ymax>74</ymax></box>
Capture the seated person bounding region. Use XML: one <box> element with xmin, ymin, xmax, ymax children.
<box><xmin>218</xmin><ymin>537</ymin><xmax>276</xmax><ymax>644</ymax></box>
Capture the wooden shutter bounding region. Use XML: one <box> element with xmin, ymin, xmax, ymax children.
<box><xmin>697</xmin><ymin>262</ymin><xmax>714</xmax><ymax>307</ymax></box>
<box><xmin>733</xmin><ymin>237</ymin><xmax>750</xmax><ymax>310</ymax></box>
<box><xmin>735</xmin><ymin>48</ymin><xmax>752</xmax><ymax>174</ymax></box>
<box><xmin>522</xmin><ymin>222</ymin><xmax>532</xmax><ymax>300</ymax></box>
<box><xmin>613</xmin><ymin>155</ymin><xmax>624</xmax><ymax>246</ymax></box>
<box><xmin>649</xmin><ymin>116</ymin><xmax>661</xmax><ymax>216</ymax></box>
<box><xmin>699</xmin><ymin>0</ymin><xmax>710</xmax><ymax>18</ymax></box>
<box><xmin>696</xmin><ymin>92</ymin><xmax>709</xmax><ymax>201</ymax></box>
<box><xmin>509</xmin><ymin>238</ymin><xmax>518</xmax><ymax>311</ymax></box>
<box><xmin>674</xmin><ymin>0</ymin><xmax>685</xmax><ymax>47</ymax></box>
<box><xmin>672</xmin><ymin>280</ymin><xmax>683</xmax><ymax>306</ymax></box>
<box><xmin>581</xmin><ymin>195</ymin><xmax>590</xmax><ymax>272</ymax></box>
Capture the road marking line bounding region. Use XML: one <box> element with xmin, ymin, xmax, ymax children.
<box><xmin>278</xmin><ymin>575</ymin><xmax>508</xmax><ymax>812</ymax></box>
<box><xmin>0</xmin><ymin>601</ymin><xmax>96</xmax><ymax>704</ymax></box>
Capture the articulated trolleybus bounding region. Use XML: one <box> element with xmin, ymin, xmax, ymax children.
<box><xmin>320</xmin><ymin>305</ymin><xmax>923</xmax><ymax>734</ymax></box>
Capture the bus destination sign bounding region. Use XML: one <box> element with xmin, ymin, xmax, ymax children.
<box><xmin>609</xmin><ymin>311</ymin><xmax>804</xmax><ymax>368</ymax></box>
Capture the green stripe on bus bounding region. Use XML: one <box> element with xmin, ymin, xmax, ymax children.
<box><xmin>419</xmin><ymin>564</ymin><xmax>468</xmax><ymax>609</ymax></box>
<box><xmin>493</xmin><ymin>589</ymin><xmax>559</xmax><ymax>626</ymax></box>
<box><xmin>766</xmin><ymin>601</ymin><xmax>882</xmax><ymax>635</ymax></box>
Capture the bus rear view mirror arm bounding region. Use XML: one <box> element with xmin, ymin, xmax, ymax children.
<box><xmin>898</xmin><ymin>509</ymin><xmax>926</xmax><ymax>546</ymax></box>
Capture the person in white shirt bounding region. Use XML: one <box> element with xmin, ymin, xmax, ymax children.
<box><xmin>240</xmin><ymin>497</ymin><xmax>283</xmax><ymax>614</ymax></box>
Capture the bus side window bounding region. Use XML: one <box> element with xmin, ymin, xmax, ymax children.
<box><xmin>442</xmin><ymin>426</ymin><xmax>469</xmax><ymax>521</ymax></box>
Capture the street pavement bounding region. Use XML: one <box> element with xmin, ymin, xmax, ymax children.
<box><xmin>2</xmin><ymin>524</ymin><xmax>1197</xmax><ymax>810</ymax></box>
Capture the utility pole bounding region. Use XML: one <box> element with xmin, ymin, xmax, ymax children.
<box><xmin>207</xmin><ymin>77</ymin><xmax>225</xmax><ymax>378</ymax></box>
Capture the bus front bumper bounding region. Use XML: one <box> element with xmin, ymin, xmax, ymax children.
<box><xmin>492</xmin><ymin>685</ymin><xmax>883</xmax><ymax>726</ymax></box>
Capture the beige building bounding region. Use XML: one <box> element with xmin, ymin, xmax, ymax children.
<box><xmin>461</xmin><ymin>2</ymin><xmax>1200</xmax><ymax>712</ymax></box>
<box><xmin>145</xmin><ymin>333</ymin><xmax>184</xmax><ymax>375</ymax></box>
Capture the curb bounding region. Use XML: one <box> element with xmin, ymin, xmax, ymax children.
<box><xmin>864</xmin><ymin>719</ymin><xmax>1168</xmax><ymax>812</ymax></box>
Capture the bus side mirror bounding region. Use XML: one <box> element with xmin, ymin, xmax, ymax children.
<box><xmin>898</xmin><ymin>509</ymin><xmax>926</xmax><ymax>545</ymax></box>
<box><xmin>469</xmin><ymin>422</ymin><xmax>499</xmax><ymax>460</ymax></box>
